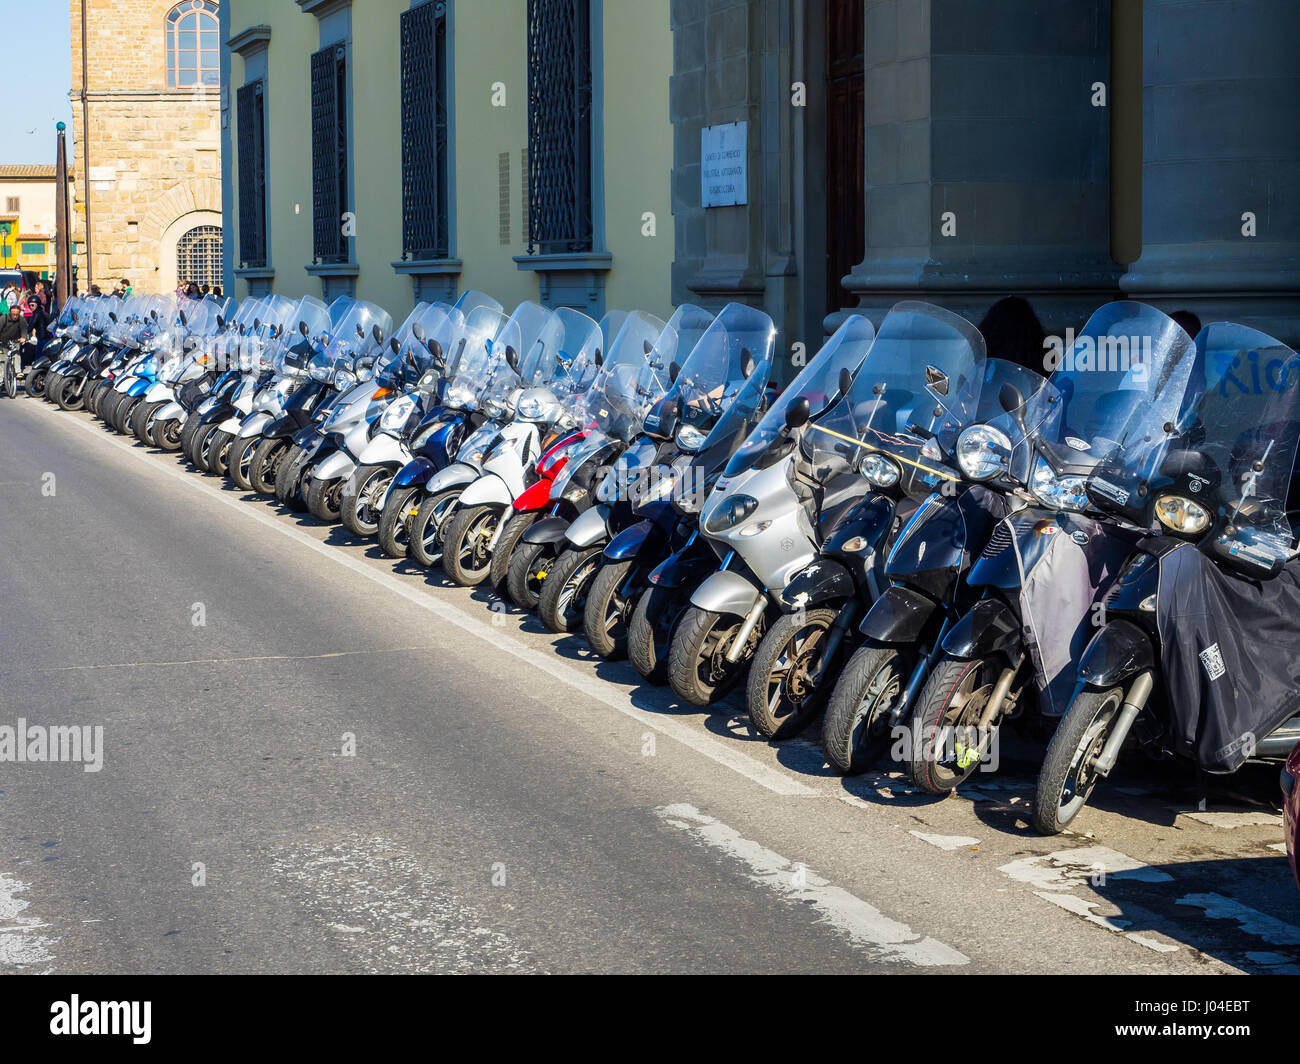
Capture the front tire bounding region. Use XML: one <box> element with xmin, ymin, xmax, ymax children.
<box><xmin>1032</xmin><ymin>685</ymin><xmax>1125</xmax><ymax>835</ymax></box>
<box><xmin>206</xmin><ymin>429</ymin><xmax>235</xmax><ymax>476</ymax></box>
<box><xmin>55</xmin><ymin>376</ymin><xmax>86</xmax><ymax>411</ymax></box>
<box><xmin>378</xmin><ymin>485</ymin><xmax>420</xmax><ymax>558</ymax></box>
<box><xmin>822</xmin><ymin>644</ymin><xmax>908</xmax><ymax>775</ymax></box>
<box><xmin>668</xmin><ymin>606</ymin><xmax>765</xmax><ymax>708</ymax></box>
<box><xmin>538</xmin><ymin>546</ymin><xmax>603</xmax><ymax>634</ymax></box>
<box><xmin>584</xmin><ymin>558</ymin><xmax>638</xmax><ymax>660</ymax></box>
<box><xmin>746</xmin><ymin>608</ymin><xmax>839</xmax><ymax>740</ymax></box>
<box><xmin>443</xmin><ymin>505</ymin><xmax>500</xmax><ymax>586</ymax></box>
<box><xmin>407</xmin><ymin>489</ymin><xmax>461</xmax><ymax>568</ymax></box>
<box><xmin>155</xmin><ymin>416</ymin><xmax>183</xmax><ymax>451</ymax></box>
<box><xmin>628</xmin><ymin>584</ymin><xmax>690</xmax><ymax>685</ymax></box>
<box><xmin>340</xmin><ymin>464</ymin><xmax>393</xmax><ymax>538</ymax></box>
<box><xmin>227</xmin><ymin>435</ymin><xmax>261</xmax><ymax>489</ymax></box>
<box><xmin>489</xmin><ymin>511</ymin><xmax>540</xmax><ymax>596</ymax></box>
<box><xmin>274</xmin><ymin>443</ymin><xmax>304</xmax><ymax>506</ymax></box>
<box><xmin>249</xmin><ymin>436</ymin><xmax>287</xmax><ymax>493</ymax></box>
<box><xmin>306</xmin><ymin>476</ymin><xmax>344</xmax><ymax>523</ymax></box>
<box><xmin>23</xmin><ymin>365</ymin><xmax>46</xmax><ymax>398</ymax></box>
<box><xmin>908</xmin><ymin>657</ymin><xmax>1000</xmax><ymax>796</ymax></box>
<box><xmin>131</xmin><ymin>399</ymin><xmax>164</xmax><ymax>445</ymax></box>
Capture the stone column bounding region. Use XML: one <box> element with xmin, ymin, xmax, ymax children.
<box><xmin>840</xmin><ymin>0</ymin><xmax>1119</xmax><ymax>337</ymax></box>
<box><xmin>1120</xmin><ymin>0</ymin><xmax>1300</xmax><ymax>345</ymax></box>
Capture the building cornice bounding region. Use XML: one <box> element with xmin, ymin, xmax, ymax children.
<box><xmin>296</xmin><ymin>0</ymin><xmax>352</xmax><ymax>18</ymax></box>
<box><xmin>226</xmin><ymin>25</ymin><xmax>272</xmax><ymax>58</ymax></box>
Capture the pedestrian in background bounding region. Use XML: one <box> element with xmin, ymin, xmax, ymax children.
<box><xmin>978</xmin><ymin>295</ymin><xmax>1047</xmax><ymax>373</ymax></box>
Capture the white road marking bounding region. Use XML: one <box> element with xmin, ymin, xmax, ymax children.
<box><xmin>1268</xmin><ymin>843</ymin><xmax>1288</xmax><ymax>853</ymax></box>
<box><xmin>1176</xmin><ymin>892</ymin><xmax>1300</xmax><ymax>947</ymax></box>
<box><xmin>1178</xmin><ymin>808</ymin><xmax>1283</xmax><ymax>829</ymax></box>
<box><xmin>28</xmin><ymin>402</ymin><xmax>817</xmax><ymax>798</ymax></box>
<box><xmin>657</xmin><ymin>803</ymin><xmax>968</xmax><ymax>966</ymax></box>
<box><xmin>0</xmin><ymin>871</ymin><xmax>57</xmax><ymax>971</ymax></box>
<box><xmin>1033</xmin><ymin>892</ymin><xmax>1180</xmax><ymax>953</ymax></box>
<box><xmin>909</xmin><ymin>831</ymin><xmax>979</xmax><ymax>851</ymax></box>
<box><xmin>998</xmin><ymin>846</ymin><xmax>1173</xmax><ymax>892</ymax></box>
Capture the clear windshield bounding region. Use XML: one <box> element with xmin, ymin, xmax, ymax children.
<box><xmin>378</xmin><ymin>303</ymin><xmax>454</xmax><ymax>387</ymax></box>
<box><xmin>56</xmin><ymin>296</ymin><xmax>82</xmax><ymax>330</ymax></box>
<box><xmin>452</xmin><ymin>289</ymin><xmax>504</xmax><ymax>319</ymax></box>
<box><xmin>521</xmin><ymin>306</ymin><xmax>602</xmax><ymax>397</ymax></box>
<box><xmin>811</xmin><ymin>302</ymin><xmax>985</xmax><ymax>468</ymax></box>
<box><xmin>1168</xmin><ymin>323</ymin><xmax>1300</xmax><ymax>543</ymax></box>
<box><xmin>322</xmin><ymin>300</ymin><xmax>393</xmax><ymax>369</ymax></box>
<box><xmin>727</xmin><ymin>314</ymin><xmax>875</xmax><ymax>476</ymax></box>
<box><xmin>1028</xmin><ymin>302</ymin><xmax>1197</xmax><ymax>478</ymax></box>
<box><xmin>666</xmin><ymin>302</ymin><xmax>776</xmax><ymax>434</ymax></box>
<box><xmin>693</xmin><ymin>363</ymin><xmax>771</xmax><ymax>463</ymax></box>
<box><xmin>571</xmin><ymin>310</ymin><xmax>668</xmax><ymax>440</ymax></box>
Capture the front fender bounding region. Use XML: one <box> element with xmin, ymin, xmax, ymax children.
<box><xmin>356</xmin><ymin>433</ymin><xmax>411</xmax><ymax>469</ymax></box>
<box><xmin>458</xmin><ymin>472</ymin><xmax>513</xmax><ymax>508</ymax></box>
<box><xmin>859</xmin><ymin>585</ymin><xmax>941</xmax><ymax>645</ymax></box>
<box><xmin>237</xmin><ymin>410</ymin><xmax>272</xmax><ymax>439</ymax></box>
<box><xmin>1078</xmin><ymin>619</ymin><xmax>1155</xmax><ymax>687</ymax></box>
<box><xmin>395</xmin><ymin>456</ymin><xmax>437</xmax><ymax>491</ymax></box>
<box><xmin>512</xmin><ymin>475</ymin><xmax>558</xmax><ymax>513</ymax></box>
<box><xmin>522</xmin><ymin>516</ymin><xmax>570</xmax><ymax>546</ymax></box>
<box><xmin>606</xmin><ymin>519</ymin><xmax>663</xmax><ymax>562</ymax></box>
<box><xmin>690</xmin><ymin>568</ymin><xmax>765</xmax><ymax>617</ymax></box>
<box><xmin>156</xmin><ymin>401</ymin><xmax>184</xmax><ymax>422</ymax></box>
<box><xmin>313</xmin><ymin>447</ymin><xmax>358</xmax><ymax>482</ymax></box>
<box><xmin>217</xmin><ymin>415</ymin><xmax>242</xmax><ymax>434</ymax></box>
<box><xmin>144</xmin><ymin>382</ymin><xmax>172</xmax><ymax>403</ymax></box>
<box><xmin>941</xmin><ymin>598</ymin><xmax>1021</xmax><ymax>660</ymax></box>
<box><xmin>780</xmin><ymin>558</ymin><xmax>856</xmax><ymax>613</ymax></box>
<box><xmin>565</xmin><ymin>504</ymin><xmax>612</xmax><ymax>548</ymax></box>
<box><xmin>425</xmin><ymin>462</ymin><xmax>479</xmax><ymax>495</ymax></box>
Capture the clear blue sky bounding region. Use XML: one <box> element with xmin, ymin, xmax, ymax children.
<box><xmin>0</xmin><ymin>0</ymin><xmax>76</xmax><ymax>165</ymax></box>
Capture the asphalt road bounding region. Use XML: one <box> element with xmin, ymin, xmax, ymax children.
<box><xmin>1</xmin><ymin>394</ymin><xmax>1298</xmax><ymax>974</ymax></box>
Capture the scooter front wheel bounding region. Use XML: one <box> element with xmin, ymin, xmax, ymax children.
<box><xmin>378</xmin><ymin>485</ymin><xmax>420</xmax><ymax>558</ymax></box>
<box><xmin>23</xmin><ymin>366</ymin><xmax>46</xmax><ymax>398</ymax></box>
<box><xmin>443</xmin><ymin>505</ymin><xmax>501</xmax><ymax>586</ymax></box>
<box><xmin>155</xmin><ymin>417</ymin><xmax>184</xmax><ymax>452</ymax></box>
<box><xmin>669</xmin><ymin>606</ymin><xmax>765</xmax><ymax>708</ymax></box>
<box><xmin>628</xmin><ymin>584</ymin><xmax>690</xmax><ymax>685</ymax></box>
<box><xmin>408</xmin><ymin>489</ymin><xmax>461</xmax><ymax>568</ymax></box>
<box><xmin>822</xmin><ymin>644</ymin><xmax>908</xmax><ymax>775</ymax></box>
<box><xmin>306</xmin><ymin>476</ymin><xmax>344</xmax><ymax>523</ymax></box>
<box><xmin>908</xmin><ymin>656</ymin><xmax>1001</xmax><ymax>796</ymax></box>
<box><xmin>490</xmin><ymin>511</ymin><xmax>540</xmax><ymax>596</ymax></box>
<box><xmin>538</xmin><ymin>546</ymin><xmax>603</xmax><ymax>634</ymax></box>
<box><xmin>505</xmin><ymin>539</ymin><xmax>549</xmax><ymax>609</ymax></box>
<box><xmin>341</xmin><ymin>464</ymin><xmax>393</xmax><ymax>538</ymax></box>
<box><xmin>249</xmin><ymin>436</ymin><xmax>287</xmax><ymax>492</ymax></box>
<box><xmin>55</xmin><ymin>376</ymin><xmax>85</xmax><ymax>412</ymax></box>
<box><xmin>1032</xmin><ymin>685</ymin><xmax>1124</xmax><ymax>835</ymax></box>
<box><xmin>228</xmin><ymin>436</ymin><xmax>261</xmax><ymax>489</ymax></box>
<box><xmin>746</xmin><ymin>607</ymin><xmax>838</xmax><ymax>740</ymax></box>
<box><xmin>584</xmin><ymin>558</ymin><xmax>639</xmax><ymax>660</ymax></box>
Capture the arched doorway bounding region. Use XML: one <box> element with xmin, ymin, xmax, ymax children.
<box><xmin>176</xmin><ymin>224</ymin><xmax>222</xmax><ymax>291</ymax></box>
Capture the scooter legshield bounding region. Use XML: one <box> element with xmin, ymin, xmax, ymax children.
<box><xmin>156</xmin><ymin>401</ymin><xmax>184</xmax><ymax>422</ymax></box>
<box><xmin>425</xmin><ymin>461</ymin><xmax>479</xmax><ymax>495</ymax></box>
<box><xmin>521</xmin><ymin>516</ymin><xmax>571</xmax><ymax>546</ymax></box>
<box><xmin>605</xmin><ymin>519</ymin><xmax>663</xmax><ymax>562</ymax></box>
<box><xmin>313</xmin><ymin>447</ymin><xmax>358</xmax><ymax>482</ymax></box>
<box><xmin>941</xmin><ymin>598</ymin><xmax>1021</xmax><ymax>659</ymax></box>
<box><xmin>564</xmin><ymin>504</ymin><xmax>612</xmax><ymax>549</ymax></box>
<box><xmin>779</xmin><ymin>558</ymin><xmax>856</xmax><ymax>614</ymax></box>
<box><xmin>237</xmin><ymin>411</ymin><xmax>272</xmax><ymax>439</ymax></box>
<box><xmin>857</xmin><ymin>584</ymin><xmax>941</xmax><ymax>644</ymax></box>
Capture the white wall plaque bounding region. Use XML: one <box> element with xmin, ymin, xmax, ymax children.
<box><xmin>701</xmin><ymin>122</ymin><xmax>747</xmax><ymax>208</ymax></box>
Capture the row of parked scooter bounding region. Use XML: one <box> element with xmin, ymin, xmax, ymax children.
<box><xmin>17</xmin><ymin>288</ymin><xmax>1300</xmax><ymax>836</ymax></box>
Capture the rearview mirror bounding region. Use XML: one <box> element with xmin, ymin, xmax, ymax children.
<box><xmin>505</xmin><ymin>345</ymin><xmax>520</xmax><ymax>373</ymax></box>
<box><xmin>428</xmin><ymin>339</ymin><xmax>444</xmax><ymax>367</ymax></box>
<box><xmin>217</xmin><ymin>315</ymin><xmax>226</xmax><ymax>329</ymax></box>
<box><xmin>643</xmin><ymin>339</ymin><xmax>654</xmax><ymax>355</ymax></box>
<box><xmin>108</xmin><ymin>312</ymin><xmax>118</xmax><ymax>323</ymax></box>
<box><xmin>669</xmin><ymin>362</ymin><xmax>680</xmax><ymax>384</ymax></box>
<box><xmin>412</xmin><ymin>322</ymin><xmax>426</xmax><ymax>343</ymax></box>
<box><xmin>594</xmin><ymin>349</ymin><xmax>603</xmax><ymax>368</ymax></box>
<box><xmin>925</xmin><ymin>365</ymin><xmax>949</xmax><ymax>397</ymax></box>
<box><xmin>389</xmin><ymin>337</ymin><xmax>401</xmax><ymax>355</ymax></box>
<box><xmin>178</xmin><ymin>311</ymin><xmax>187</xmax><ymax>327</ymax></box>
<box><xmin>785</xmin><ymin>396</ymin><xmax>811</xmax><ymax>431</ymax></box>
<box><xmin>372</xmin><ymin>324</ymin><xmax>385</xmax><ymax>346</ymax></box>
<box><xmin>837</xmin><ymin>366</ymin><xmax>854</xmax><ymax>399</ymax></box>
<box><xmin>741</xmin><ymin>348</ymin><xmax>756</xmax><ymax>379</ymax></box>
<box><xmin>299</xmin><ymin>320</ymin><xmax>309</xmax><ymax>337</ymax></box>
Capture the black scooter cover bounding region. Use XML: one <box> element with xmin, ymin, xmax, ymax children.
<box><xmin>1155</xmin><ymin>542</ymin><xmax>1300</xmax><ymax>772</ymax></box>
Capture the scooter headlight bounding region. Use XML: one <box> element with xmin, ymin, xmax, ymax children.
<box><xmin>704</xmin><ymin>494</ymin><xmax>759</xmax><ymax>534</ymax></box>
<box><xmin>379</xmin><ymin>394</ymin><xmax>418</xmax><ymax>432</ymax></box>
<box><xmin>956</xmin><ymin>425</ymin><xmax>1012</xmax><ymax>482</ymax></box>
<box><xmin>333</xmin><ymin>368</ymin><xmax>357</xmax><ymax>389</ymax></box>
<box><xmin>1155</xmin><ymin>495</ymin><xmax>1211</xmax><ymax>535</ymax></box>
<box><xmin>516</xmin><ymin>394</ymin><xmax>547</xmax><ymax>421</ymax></box>
<box><xmin>676</xmin><ymin>426</ymin><xmax>707</xmax><ymax>453</ymax></box>
<box><xmin>1029</xmin><ymin>456</ymin><xmax>1089</xmax><ymax>512</ymax></box>
<box><xmin>861</xmin><ymin>453</ymin><xmax>901</xmax><ymax>488</ymax></box>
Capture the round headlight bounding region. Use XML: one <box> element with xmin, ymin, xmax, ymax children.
<box><xmin>677</xmin><ymin>426</ymin><xmax>707</xmax><ymax>453</ymax></box>
<box><xmin>956</xmin><ymin>425</ymin><xmax>1013</xmax><ymax>482</ymax></box>
<box><xmin>704</xmin><ymin>494</ymin><xmax>759</xmax><ymax>534</ymax></box>
<box><xmin>1155</xmin><ymin>495</ymin><xmax>1211</xmax><ymax>535</ymax></box>
<box><xmin>333</xmin><ymin>369</ymin><xmax>357</xmax><ymax>389</ymax></box>
<box><xmin>861</xmin><ymin>453</ymin><xmax>901</xmax><ymax>488</ymax></box>
<box><xmin>517</xmin><ymin>395</ymin><xmax>546</xmax><ymax>421</ymax></box>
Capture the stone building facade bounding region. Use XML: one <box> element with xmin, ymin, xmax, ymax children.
<box><xmin>70</xmin><ymin>0</ymin><xmax>223</xmax><ymax>293</ymax></box>
<box><xmin>672</xmin><ymin>0</ymin><xmax>1300</xmax><ymax>376</ymax></box>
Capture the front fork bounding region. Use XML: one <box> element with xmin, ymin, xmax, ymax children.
<box><xmin>1091</xmin><ymin>670</ymin><xmax>1154</xmax><ymax>777</ymax></box>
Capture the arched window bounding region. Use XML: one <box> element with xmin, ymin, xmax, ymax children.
<box><xmin>177</xmin><ymin>225</ymin><xmax>222</xmax><ymax>290</ymax></box>
<box><xmin>166</xmin><ymin>1</ymin><xmax>220</xmax><ymax>89</ymax></box>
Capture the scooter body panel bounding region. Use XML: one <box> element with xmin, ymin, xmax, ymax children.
<box><xmin>941</xmin><ymin>597</ymin><xmax>1021</xmax><ymax>659</ymax></box>
<box><xmin>690</xmin><ymin>567</ymin><xmax>765</xmax><ymax>617</ymax></box>
<box><xmin>1078</xmin><ymin>619</ymin><xmax>1156</xmax><ymax>687</ymax></box>
<box><xmin>458</xmin><ymin>471</ymin><xmax>513</xmax><ymax>509</ymax></box>
<box><xmin>565</xmin><ymin>503</ymin><xmax>612</xmax><ymax>549</ymax></box>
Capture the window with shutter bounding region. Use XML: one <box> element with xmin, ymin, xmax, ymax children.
<box><xmin>236</xmin><ymin>80</ymin><xmax>267</xmax><ymax>269</ymax></box>
<box><xmin>525</xmin><ymin>0</ymin><xmax>593</xmax><ymax>256</ymax></box>
<box><xmin>310</xmin><ymin>43</ymin><xmax>349</xmax><ymax>264</ymax></box>
<box><xmin>399</xmin><ymin>1</ymin><xmax>450</xmax><ymax>261</ymax></box>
